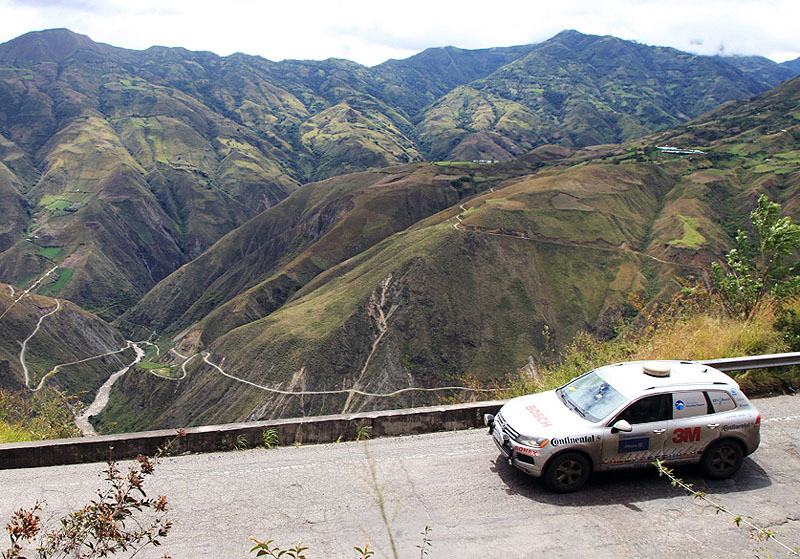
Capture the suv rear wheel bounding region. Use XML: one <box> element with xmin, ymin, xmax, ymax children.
<box><xmin>543</xmin><ymin>452</ymin><xmax>590</xmax><ymax>493</ymax></box>
<box><xmin>702</xmin><ymin>440</ymin><xmax>744</xmax><ymax>479</ymax></box>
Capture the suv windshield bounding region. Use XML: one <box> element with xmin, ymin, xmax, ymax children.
<box><xmin>557</xmin><ymin>369</ymin><xmax>626</xmax><ymax>422</ymax></box>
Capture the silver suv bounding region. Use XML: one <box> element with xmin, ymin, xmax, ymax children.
<box><xmin>486</xmin><ymin>360</ymin><xmax>761</xmax><ymax>492</ymax></box>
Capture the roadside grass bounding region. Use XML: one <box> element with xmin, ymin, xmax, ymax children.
<box><xmin>503</xmin><ymin>298</ymin><xmax>798</xmax><ymax>399</ymax></box>
<box><xmin>0</xmin><ymin>422</ymin><xmax>32</xmax><ymax>444</ymax></box>
<box><xmin>0</xmin><ymin>388</ymin><xmax>81</xmax><ymax>442</ymax></box>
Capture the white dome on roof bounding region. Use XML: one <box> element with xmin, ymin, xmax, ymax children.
<box><xmin>643</xmin><ymin>362</ymin><xmax>671</xmax><ymax>377</ymax></box>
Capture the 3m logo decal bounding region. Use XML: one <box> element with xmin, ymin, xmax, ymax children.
<box><xmin>672</xmin><ymin>427</ymin><xmax>701</xmax><ymax>443</ymax></box>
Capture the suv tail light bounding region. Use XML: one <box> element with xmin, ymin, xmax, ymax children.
<box><xmin>755</xmin><ymin>413</ymin><xmax>761</xmax><ymax>427</ymax></box>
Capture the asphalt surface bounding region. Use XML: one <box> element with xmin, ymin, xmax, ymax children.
<box><xmin>0</xmin><ymin>394</ymin><xmax>798</xmax><ymax>559</ymax></box>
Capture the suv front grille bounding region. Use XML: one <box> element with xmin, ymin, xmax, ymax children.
<box><xmin>496</xmin><ymin>412</ymin><xmax>520</xmax><ymax>441</ymax></box>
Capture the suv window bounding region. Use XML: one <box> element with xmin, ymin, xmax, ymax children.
<box><xmin>707</xmin><ymin>390</ymin><xmax>736</xmax><ymax>413</ymax></box>
<box><xmin>672</xmin><ymin>391</ymin><xmax>708</xmax><ymax>418</ymax></box>
<box><xmin>616</xmin><ymin>394</ymin><xmax>671</xmax><ymax>424</ymax></box>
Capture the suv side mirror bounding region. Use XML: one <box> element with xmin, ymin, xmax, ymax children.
<box><xmin>611</xmin><ymin>419</ymin><xmax>633</xmax><ymax>433</ymax></box>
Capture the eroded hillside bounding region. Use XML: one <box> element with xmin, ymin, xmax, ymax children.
<box><xmin>0</xmin><ymin>28</ymin><xmax>796</xmax><ymax>320</ymax></box>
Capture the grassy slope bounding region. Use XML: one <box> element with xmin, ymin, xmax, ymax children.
<box><xmin>117</xmin><ymin>161</ymin><xmax>532</xmax><ymax>344</ymax></box>
<box><xmin>0</xmin><ymin>285</ymin><xmax>132</xmax><ymax>403</ymax></box>
<box><xmin>95</xmin><ymin>159</ymin><xmax>686</xmax><ymax>431</ymax></box>
<box><xmin>96</xmin><ymin>75</ymin><xmax>800</xmax><ymax>432</ymax></box>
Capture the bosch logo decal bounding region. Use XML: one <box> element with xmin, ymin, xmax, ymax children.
<box><xmin>525</xmin><ymin>405</ymin><xmax>553</xmax><ymax>428</ymax></box>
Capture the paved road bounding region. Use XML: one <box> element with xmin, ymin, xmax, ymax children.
<box><xmin>1</xmin><ymin>395</ymin><xmax>798</xmax><ymax>559</ymax></box>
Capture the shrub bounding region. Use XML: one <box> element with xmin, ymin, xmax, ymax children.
<box><xmin>0</xmin><ymin>388</ymin><xmax>80</xmax><ymax>443</ymax></box>
<box><xmin>712</xmin><ymin>195</ymin><xmax>800</xmax><ymax>320</ymax></box>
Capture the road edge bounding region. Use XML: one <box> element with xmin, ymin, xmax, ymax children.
<box><xmin>0</xmin><ymin>400</ymin><xmax>506</xmax><ymax>469</ymax></box>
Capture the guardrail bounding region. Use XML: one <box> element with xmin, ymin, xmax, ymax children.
<box><xmin>700</xmin><ymin>351</ymin><xmax>800</xmax><ymax>372</ymax></box>
<box><xmin>1</xmin><ymin>352</ymin><xmax>798</xmax><ymax>469</ymax></box>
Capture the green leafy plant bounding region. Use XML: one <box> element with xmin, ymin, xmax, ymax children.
<box><xmin>654</xmin><ymin>460</ymin><xmax>799</xmax><ymax>557</ymax></box>
<box><xmin>353</xmin><ymin>543</ymin><xmax>374</xmax><ymax>559</ymax></box>
<box><xmin>248</xmin><ymin>539</ymin><xmax>376</xmax><ymax>559</ymax></box>
<box><xmin>235</xmin><ymin>434</ymin><xmax>250</xmax><ymax>450</ymax></box>
<box><xmin>3</xmin><ymin>456</ymin><xmax>171</xmax><ymax>559</ymax></box>
<box><xmin>0</xmin><ymin>388</ymin><xmax>81</xmax><ymax>443</ymax></box>
<box><xmin>249</xmin><ymin>538</ymin><xmax>309</xmax><ymax>558</ymax></box>
<box><xmin>712</xmin><ymin>195</ymin><xmax>800</xmax><ymax>320</ymax></box>
<box><xmin>262</xmin><ymin>428</ymin><xmax>279</xmax><ymax>449</ymax></box>
<box><xmin>355</xmin><ymin>425</ymin><xmax>372</xmax><ymax>442</ymax></box>
<box><xmin>2</xmin><ymin>432</ymin><xmax>183</xmax><ymax>558</ymax></box>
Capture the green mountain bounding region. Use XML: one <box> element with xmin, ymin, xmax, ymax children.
<box><xmin>99</xmin><ymin>160</ymin><xmax>675</xmax><ymax>430</ymax></box>
<box><xmin>369</xmin><ymin>44</ymin><xmax>538</xmax><ymax>119</ymax></box>
<box><xmin>95</xmin><ymin>70</ymin><xmax>800</xmax><ymax>431</ymax></box>
<box><xmin>2</xmin><ymin>28</ymin><xmax>800</xmax><ymax>433</ymax></box>
<box><xmin>116</xmin><ymin>163</ymin><xmax>514</xmax><ymax>343</ymax></box>
<box><xmin>781</xmin><ymin>56</ymin><xmax>800</xmax><ymax>74</ymax></box>
<box><xmin>0</xmin><ymin>28</ymin><xmax>796</xmax><ymax>321</ymax></box>
<box><xmin>414</xmin><ymin>30</ymin><xmax>794</xmax><ymax>160</ymax></box>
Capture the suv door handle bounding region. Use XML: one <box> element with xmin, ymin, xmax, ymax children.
<box><xmin>652</xmin><ymin>428</ymin><xmax>666</xmax><ymax>434</ymax></box>
<box><xmin>707</xmin><ymin>423</ymin><xmax>720</xmax><ymax>429</ymax></box>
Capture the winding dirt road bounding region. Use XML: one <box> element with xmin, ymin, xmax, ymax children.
<box><xmin>19</xmin><ymin>299</ymin><xmax>61</xmax><ymax>389</ymax></box>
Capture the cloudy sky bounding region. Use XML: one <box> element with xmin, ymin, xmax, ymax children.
<box><xmin>1</xmin><ymin>0</ymin><xmax>798</xmax><ymax>66</ymax></box>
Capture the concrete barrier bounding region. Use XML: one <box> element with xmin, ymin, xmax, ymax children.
<box><xmin>0</xmin><ymin>400</ymin><xmax>506</xmax><ymax>469</ymax></box>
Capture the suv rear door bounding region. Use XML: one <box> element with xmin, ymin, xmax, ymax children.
<box><xmin>664</xmin><ymin>390</ymin><xmax>720</xmax><ymax>464</ymax></box>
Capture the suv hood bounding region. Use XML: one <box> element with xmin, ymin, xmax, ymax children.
<box><xmin>500</xmin><ymin>390</ymin><xmax>593</xmax><ymax>438</ymax></box>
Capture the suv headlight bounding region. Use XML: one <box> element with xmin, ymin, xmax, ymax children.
<box><xmin>516</xmin><ymin>434</ymin><xmax>549</xmax><ymax>448</ymax></box>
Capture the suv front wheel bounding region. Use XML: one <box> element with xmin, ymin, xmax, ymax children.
<box><xmin>543</xmin><ymin>452</ymin><xmax>590</xmax><ymax>493</ymax></box>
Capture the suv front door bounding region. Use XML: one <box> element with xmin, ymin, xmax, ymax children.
<box><xmin>601</xmin><ymin>393</ymin><xmax>672</xmax><ymax>470</ymax></box>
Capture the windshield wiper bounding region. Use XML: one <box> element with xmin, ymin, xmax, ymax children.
<box><xmin>559</xmin><ymin>389</ymin><xmax>586</xmax><ymax>418</ymax></box>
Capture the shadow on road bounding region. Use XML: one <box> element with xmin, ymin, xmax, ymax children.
<box><xmin>489</xmin><ymin>454</ymin><xmax>771</xmax><ymax>507</ymax></box>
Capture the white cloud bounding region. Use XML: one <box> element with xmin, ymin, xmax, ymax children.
<box><xmin>0</xmin><ymin>0</ymin><xmax>798</xmax><ymax>65</ymax></box>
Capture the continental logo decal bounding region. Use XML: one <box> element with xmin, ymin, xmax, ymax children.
<box><xmin>723</xmin><ymin>422</ymin><xmax>752</xmax><ymax>431</ymax></box>
<box><xmin>551</xmin><ymin>435</ymin><xmax>595</xmax><ymax>447</ymax></box>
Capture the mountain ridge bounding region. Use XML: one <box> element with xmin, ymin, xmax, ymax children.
<box><xmin>1</xmin><ymin>28</ymin><xmax>800</xmax><ymax>432</ymax></box>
